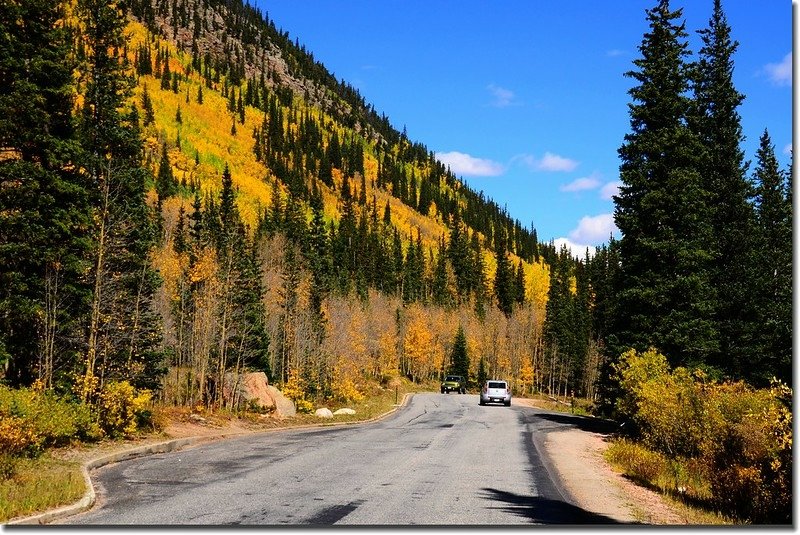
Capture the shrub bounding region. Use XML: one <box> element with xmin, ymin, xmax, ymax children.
<box><xmin>612</xmin><ymin>349</ymin><xmax>793</xmax><ymax>524</ymax></box>
<box><xmin>0</xmin><ymin>385</ymin><xmax>100</xmax><ymax>451</ymax></box>
<box><xmin>708</xmin><ymin>380</ymin><xmax>792</xmax><ymax>524</ymax></box>
<box><xmin>96</xmin><ymin>381</ymin><xmax>153</xmax><ymax>437</ymax></box>
<box><xmin>330</xmin><ymin>375</ymin><xmax>365</xmax><ymax>404</ymax></box>
<box><xmin>0</xmin><ymin>416</ymin><xmax>40</xmax><ymax>458</ymax></box>
<box><xmin>281</xmin><ymin>369</ymin><xmax>313</xmax><ymax>414</ymax></box>
<box><xmin>606</xmin><ymin>439</ymin><xmax>669</xmax><ymax>484</ymax></box>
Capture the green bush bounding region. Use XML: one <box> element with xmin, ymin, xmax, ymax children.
<box><xmin>708</xmin><ymin>380</ymin><xmax>792</xmax><ymax>524</ymax></box>
<box><xmin>606</xmin><ymin>439</ymin><xmax>669</xmax><ymax>484</ymax></box>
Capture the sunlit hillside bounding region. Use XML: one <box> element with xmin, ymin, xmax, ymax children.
<box><xmin>123</xmin><ymin>18</ymin><xmax>552</xmax><ymax>304</ymax></box>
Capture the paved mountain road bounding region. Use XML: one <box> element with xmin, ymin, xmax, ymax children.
<box><xmin>63</xmin><ymin>393</ymin><xmax>621</xmax><ymax>525</ymax></box>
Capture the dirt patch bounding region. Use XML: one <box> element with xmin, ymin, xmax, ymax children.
<box><xmin>545</xmin><ymin>428</ymin><xmax>689</xmax><ymax>524</ymax></box>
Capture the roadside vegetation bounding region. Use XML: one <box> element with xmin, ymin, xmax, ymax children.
<box><xmin>604</xmin><ymin>349</ymin><xmax>791</xmax><ymax>525</ymax></box>
<box><xmin>0</xmin><ymin>0</ymin><xmax>791</xmax><ymax>526</ymax></box>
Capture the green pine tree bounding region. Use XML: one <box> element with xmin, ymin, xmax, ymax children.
<box><xmin>79</xmin><ymin>0</ymin><xmax>165</xmax><ymax>393</ymax></box>
<box><xmin>611</xmin><ymin>0</ymin><xmax>717</xmax><ymax>371</ymax></box>
<box><xmin>0</xmin><ymin>0</ymin><xmax>92</xmax><ymax>387</ymax></box>
<box><xmin>494</xmin><ymin>234</ymin><xmax>514</xmax><ymax>317</ymax></box>
<box><xmin>751</xmin><ymin>130</ymin><xmax>792</xmax><ymax>385</ymax></box>
<box><xmin>449</xmin><ymin>325</ymin><xmax>469</xmax><ymax>384</ymax></box>
<box><xmin>692</xmin><ymin>0</ymin><xmax>756</xmax><ymax>379</ymax></box>
<box><xmin>156</xmin><ymin>141</ymin><xmax>177</xmax><ymax>202</ymax></box>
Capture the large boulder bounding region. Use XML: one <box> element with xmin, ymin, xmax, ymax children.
<box><xmin>223</xmin><ymin>372</ymin><xmax>275</xmax><ymax>412</ymax></box>
<box><xmin>315</xmin><ymin>407</ymin><xmax>334</xmax><ymax>418</ymax></box>
<box><xmin>265</xmin><ymin>385</ymin><xmax>296</xmax><ymax>418</ymax></box>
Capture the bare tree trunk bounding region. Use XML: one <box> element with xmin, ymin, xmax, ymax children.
<box><xmin>40</xmin><ymin>262</ymin><xmax>62</xmax><ymax>388</ymax></box>
<box><xmin>83</xmin><ymin>164</ymin><xmax>111</xmax><ymax>401</ymax></box>
<box><xmin>127</xmin><ymin>261</ymin><xmax>149</xmax><ymax>369</ymax></box>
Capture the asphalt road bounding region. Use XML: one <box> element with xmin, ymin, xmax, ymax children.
<box><xmin>63</xmin><ymin>393</ymin><xmax>621</xmax><ymax>526</ymax></box>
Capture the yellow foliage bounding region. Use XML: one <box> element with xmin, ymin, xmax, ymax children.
<box><xmin>525</xmin><ymin>259</ymin><xmax>550</xmax><ymax>309</ymax></box>
<box><xmin>403</xmin><ymin>305</ymin><xmax>435</xmax><ymax>381</ymax></box>
<box><xmin>0</xmin><ymin>417</ymin><xmax>40</xmax><ymax>457</ymax></box>
<box><xmin>519</xmin><ymin>358</ymin><xmax>534</xmax><ymax>395</ymax></box>
<box><xmin>97</xmin><ymin>381</ymin><xmax>152</xmax><ymax>438</ymax></box>
<box><xmin>612</xmin><ymin>348</ymin><xmax>793</xmax><ymax>522</ymax></box>
<box><xmin>188</xmin><ymin>247</ymin><xmax>217</xmax><ymax>283</ymax></box>
<box><xmin>330</xmin><ymin>367</ymin><xmax>365</xmax><ymax>404</ymax></box>
<box><xmin>281</xmin><ymin>369</ymin><xmax>313</xmax><ymax>413</ymax></box>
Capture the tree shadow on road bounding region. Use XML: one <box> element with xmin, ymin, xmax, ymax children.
<box><xmin>533</xmin><ymin>411</ymin><xmax>620</xmax><ymax>435</ymax></box>
<box><xmin>479</xmin><ymin>487</ymin><xmax>633</xmax><ymax>525</ymax></box>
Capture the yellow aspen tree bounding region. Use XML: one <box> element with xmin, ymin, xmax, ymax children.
<box><xmin>403</xmin><ymin>305</ymin><xmax>434</xmax><ymax>383</ymax></box>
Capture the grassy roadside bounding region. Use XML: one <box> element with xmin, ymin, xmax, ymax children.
<box><xmin>604</xmin><ymin>440</ymin><xmax>734</xmax><ymax>525</ymax></box>
<box><xmin>0</xmin><ymin>456</ymin><xmax>85</xmax><ymax>522</ymax></box>
<box><xmin>517</xmin><ymin>393</ymin><xmax>735</xmax><ymax>525</ymax></box>
<box><xmin>1</xmin><ymin>378</ymin><xmax>429</xmax><ymax>523</ymax></box>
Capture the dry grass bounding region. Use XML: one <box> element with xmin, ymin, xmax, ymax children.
<box><xmin>0</xmin><ymin>455</ymin><xmax>85</xmax><ymax>523</ymax></box>
<box><xmin>604</xmin><ymin>439</ymin><xmax>733</xmax><ymax>526</ymax></box>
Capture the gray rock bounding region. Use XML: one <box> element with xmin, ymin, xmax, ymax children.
<box><xmin>333</xmin><ymin>408</ymin><xmax>356</xmax><ymax>416</ymax></box>
<box><xmin>314</xmin><ymin>407</ymin><xmax>334</xmax><ymax>418</ymax></box>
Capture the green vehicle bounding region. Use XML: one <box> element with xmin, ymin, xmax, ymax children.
<box><xmin>441</xmin><ymin>375</ymin><xmax>466</xmax><ymax>394</ymax></box>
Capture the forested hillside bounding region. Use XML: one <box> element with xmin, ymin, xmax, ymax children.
<box><xmin>0</xmin><ymin>0</ymin><xmax>793</xmax><ymax>523</ymax></box>
<box><xmin>1</xmin><ymin>0</ymin><xmax>609</xmax><ymax>409</ymax></box>
<box><xmin>0</xmin><ymin>0</ymin><xmax>791</xmax><ymax>412</ymax></box>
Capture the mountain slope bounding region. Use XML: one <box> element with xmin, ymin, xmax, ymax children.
<box><xmin>114</xmin><ymin>0</ymin><xmax>602</xmax><ymax>403</ymax></box>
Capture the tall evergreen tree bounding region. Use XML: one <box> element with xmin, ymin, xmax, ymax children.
<box><xmin>156</xmin><ymin>141</ymin><xmax>177</xmax><ymax>202</ymax></box>
<box><xmin>79</xmin><ymin>0</ymin><xmax>164</xmax><ymax>393</ymax></box>
<box><xmin>493</xmin><ymin>234</ymin><xmax>514</xmax><ymax>317</ymax></box>
<box><xmin>611</xmin><ymin>0</ymin><xmax>717</xmax><ymax>371</ymax></box>
<box><xmin>751</xmin><ymin>131</ymin><xmax>792</xmax><ymax>385</ymax></box>
<box><xmin>449</xmin><ymin>325</ymin><xmax>469</xmax><ymax>382</ymax></box>
<box><xmin>307</xmin><ymin>187</ymin><xmax>331</xmax><ymax>345</ymax></box>
<box><xmin>692</xmin><ymin>0</ymin><xmax>755</xmax><ymax>378</ymax></box>
<box><xmin>543</xmin><ymin>246</ymin><xmax>575</xmax><ymax>392</ymax></box>
<box><xmin>141</xmin><ymin>84</ymin><xmax>155</xmax><ymax>126</ymax></box>
<box><xmin>0</xmin><ymin>0</ymin><xmax>92</xmax><ymax>387</ymax></box>
<box><xmin>276</xmin><ymin>242</ymin><xmax>300</xmax><ymax>384</ymax></box>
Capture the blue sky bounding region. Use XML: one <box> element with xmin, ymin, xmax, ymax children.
<box><xmin>255</xmin><ymin>0</ymin><xmax>792</xmax><ymax>256</ymax></box>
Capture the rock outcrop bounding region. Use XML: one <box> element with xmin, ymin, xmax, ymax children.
<box><xmin>266</xmin><ymin>385</ymin><xmax>296</xmax><ymax>418</ymax></box>
<box><xmin>222</xmin><ymin>372</ymin><xmax>296</xmax><ymax>417</ymax></box>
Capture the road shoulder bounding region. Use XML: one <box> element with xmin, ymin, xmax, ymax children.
<box><xmin>515</xmin><ymin>399</ymin><xmax>689</xmax><ymax>524</ymax></box>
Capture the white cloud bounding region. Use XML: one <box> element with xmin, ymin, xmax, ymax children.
<box><xmin>516</xmin><ymin>152</ymin><xmax>579</xmax><ymax>172</ymax></box>
<box><xmin>764</xmin><ymin>52</ymin><xmax>792</xmax><ymax>86</ymax></box>
<box><xmin>783</xmin><ymin>143</ymin><xmax>793</xmax><ymax>156</ymax></box>
<box><xmin>568</xmin><ymin>213</ymin><xmax>618</xmax><ymax>244</ymax></box>
<box><xmin>561</xmin><ymin>172</ymin><xmax>602</xmax><ymax>192</ymax></box>
<box><xmin>600</xmin><ymin>180</ymin><xmax>622</xmax><ymax>200</ymax></box>
<box><xmin>487</xmin><ymin>84</ymin><xmax>517</xmax><ymax>107</ymax></box>
<box><xmin>538</xmin><ymin>152</ymin><xmax>579</xmax><ymax>172</ymax></box>
<box><xmin>435</xmin><ymin>151</ymin><xmax>505</xmax><ymax>177</ymax></box>
<box><xmin>553</xmin><ymin>238</ymin><xmax>596</xmax><ymax>259</ymax></box>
